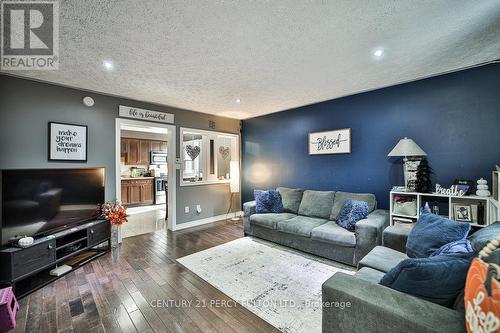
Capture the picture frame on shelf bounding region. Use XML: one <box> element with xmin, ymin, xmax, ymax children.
<box><xmin>453</xmin><ymin>179</ymin><xmax>474</xmax><ymax>195</ymax></box>
<box><xmin>453</xmin><ymin>204</ymin><xmax>472</xmax><ymax>222</ymax></box>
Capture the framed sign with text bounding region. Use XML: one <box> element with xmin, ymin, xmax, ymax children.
<box><xmin>48</xmin><ymin>122</ymin><xmax>88</xmax><ymax>162</ymax></box>
<box><xmin>308</xmin><ymin>128</ymin><xmax>351</xmax><ymax>155</ymax></box>
<box><xmin>119</xmin><ymin>105</ymin><xmax>174</xmax><ymax>124</ymax></box>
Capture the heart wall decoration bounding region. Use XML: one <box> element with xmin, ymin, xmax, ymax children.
<box><xmin>219</xmin><ymin>146</ymin><xmax>230</xmax><ymax>160</ymax></box>
<box><xmin>185</xmin><ymin>145</ymin><xmax>200</xmax><ymax>160</ymax></box>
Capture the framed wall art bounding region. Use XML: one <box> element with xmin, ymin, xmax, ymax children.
<box><xmin>308</xmin><ymin>128</ymin><xmax>351</xmax><ymax>155</ymax></box>
<box><xmin>48</xmin><ymin>122</ymin><xmax>88</xmax><ymax>162</ymax></box>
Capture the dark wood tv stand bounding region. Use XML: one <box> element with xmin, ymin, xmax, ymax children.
<box><xmin>0</xmin><ymin>219</ymin><xmax>110</xmax><ymax>298</ymax></box>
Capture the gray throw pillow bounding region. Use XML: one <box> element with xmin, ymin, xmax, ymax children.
<box><xmin>298</xmin><ymin>190</ymin><xmax>335</xmax><ymax>219</ymax></box>
<box><xmin>277</xmin><ymin>187</ymin><xmax>304</xmax><ymax>214</ymax></box>
<box><xmin>467</xmin><ymin>221</ymin><xmax>500</xmax><ymax>263</ymax></box>
<box><xmin>330</xmin><ymin>191</ymin><xmax>376</xmax><ymax>220</ymax></box>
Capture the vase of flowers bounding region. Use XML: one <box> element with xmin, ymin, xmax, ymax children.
<box><xmin>98</xmin><ymin>200</ymin><xmax>127</xmax><ymax>248</ymax></box>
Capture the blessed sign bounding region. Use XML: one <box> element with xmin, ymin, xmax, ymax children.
<box><xmin>48</xmin><ymin>122</ymin><xmax>87</xmax><ymax>161</ymax></box>
<box><xmin>309</xmin><ymin>128</ymin><xmax>351</xmax><ymax>155</ymax></box>
<box><xmin>119</xmin><ymin>105</ymin><xmax>174</xmax><ymax>124</ymax></box>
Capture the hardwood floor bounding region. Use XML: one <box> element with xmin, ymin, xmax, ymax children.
<box><xmin>13</xmin><ymin>221</ymin><xmax>279</xmax><ymax>333</ymax></box>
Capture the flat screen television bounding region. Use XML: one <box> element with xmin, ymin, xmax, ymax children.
<box><xmin>0</xmin><ymin>168</ymin><xmax>105</xmax><ymax>246</ymax></box>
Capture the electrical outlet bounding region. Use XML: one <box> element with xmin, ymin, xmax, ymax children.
<box><xmin>185</xmin><ymin>206</ymin><xmax>189</xmax><ymax>213</ymax></box>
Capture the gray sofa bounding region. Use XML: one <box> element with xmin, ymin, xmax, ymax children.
<box><xmin>243</xmin><ymin>187</ymin><xmax>389</xmax><ymax>266</ymax></box>
<box><xmin>322</xmin><ymin>221</ymin><xmax>500</xmax><ymax>333</ymax></box>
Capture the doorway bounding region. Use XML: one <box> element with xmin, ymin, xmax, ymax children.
<box><xmin>115</xmin><ymin>118</ymin><xmax>176</xmax><ymax>238</ymax></box>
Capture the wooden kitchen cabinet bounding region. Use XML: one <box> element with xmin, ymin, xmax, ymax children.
<box><xmin>121</xmin><ymin>183</ymin><xmax>130</xmax><ymax>205</ymax></box>
<box><xmin>127</xmin><ymin>139</ymin><xmax>141</xmax><ymax>165</ymax></box>
<box><xmin>150</xmin><ymin>140</ymin><xmax>161</xmax><ymax>152</ymax></box>
<box><xmin>139</xmin><ymin>140</ymin><xmax>151</xmax><ymax>165</ymax></box>
<box><xmin>121</xmin><ymin>179</ymin><xmax>154</xmax><ymax>206</ymax></box>
<box><xmin>141</xmin><ymin>181</ymin><xmax>154</xmax><ymax>203</ymax></box>
<box><xmin>160</xmin><ymin>141</ymin><xmax>168</xmax><ymax>152</ymax></box>
<box><xmin>120</xmin><ymin>138</ymin><xmax>128</xmax><ymax>163</ymax></box>
<box><xmin>121</xmin><ymin>138</ymin><xmax>167</xmax><ymax>165</ymax></box>
<box><xmin>129</xmin><ymin>183</ymin><xmax>142</xmax><ymax>204</ymax></box>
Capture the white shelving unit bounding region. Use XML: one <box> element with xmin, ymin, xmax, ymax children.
<box><xmin>390</xmin><ymin>191</ymin><xmax>493</xmax><ymax>228</ymax></box>
<box><xmin>491</xmin><ymin>171</ymin><xmax>499</xmax><ymax>224</ymax></box>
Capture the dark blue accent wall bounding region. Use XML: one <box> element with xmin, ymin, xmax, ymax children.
<box><xmin>241</xmin><ymin>63</ymin><xmax>500</xmax><ymax>209</ymax></box>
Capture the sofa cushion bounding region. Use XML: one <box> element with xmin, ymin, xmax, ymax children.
<box><xmin>380</xmin><ymin>252</ymin><xmax>474</xmax><ymax>308</ymax></box>
<box><xmin>335</xmin><ymin>199</ymin><xmax>369</xmax><ymax>232</ymax></box>
<box><xmin>254</xmin><ymin>189</ymin><xmax>284</xmax><ymax>214</ymax></box>
<box><xmin>330</xmin><ymin>191</ymin><xmax>377</xmax><ymax>220</ymax></box>
<box><xmin>354</xmin><ymin>267</ymin><xmax>385</xmax><ymax>284</ymax></box>
<box><xmin>276</xmin><ymin>187</ymin><xmax>304</xmax><ymax>214</ymax></box>
<box><xmin>311</xmin><ymin>221</ymin><xmax>356</xmax><ymax>247</ymax></box>
<box><xmin>406</xmin><ymin>212</ymin><xmax>471</xmax><ymax>258</ymax></box>
<box><xmin>277</xmin><ymin>216</ymin><xmax>328</xmax><ymax>237</ymax></box>
<box><xmin>298</xmin><ymin>190</ymin><xmax>335</xmax><ymax>219</ymax></box>
<box><xmin>358</xmin><ymin>246</ymin><xmax>409</xmax><ymax>273</ymax></box>
<box><xmin>250</xmin><ymin>213</ymin><xmax>296</xmax><ymax>229</ymax></box>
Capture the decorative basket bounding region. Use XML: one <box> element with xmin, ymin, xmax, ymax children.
<box><xmin>393</xmin><ymin>200</ymin><xmax>417</xmax><ymax>217</ymax></box>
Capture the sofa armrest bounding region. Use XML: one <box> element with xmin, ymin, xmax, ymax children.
<box><xmin>243</xmin><ymin>201</ymin><xmax>256</xmax><ymax>235</ymax></box>
<box><xmin>354</xmin><ymin>209</ymin><xmax>389</xmax><ymax>264</ymax></box>
<box><xmin>322</xmin><ymin>272</ymin><xmax>465</xmax><ymax>333</ymax></box>
<box><xmin>382</xmin><ymin>225</ymin><xmax>411</xmax><ymax>253</ymax></box>
<box><xmin>243</xmin><ymin>200</ymin><xmax>256</xmax><ymax>217</ymax></box>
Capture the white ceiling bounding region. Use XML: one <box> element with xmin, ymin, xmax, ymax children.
<box><xmin>3</xmin><ymin>1</ymin><xmax>500</xmax><ymax>119</ymax></box>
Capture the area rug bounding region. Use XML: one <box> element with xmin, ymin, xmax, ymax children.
<box><xmin>177</xmin><ymin>237</ymin><xmax>354</xmax><ymax>333</ymax></box>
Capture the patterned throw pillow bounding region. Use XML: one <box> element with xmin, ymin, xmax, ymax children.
<box><xmin>254</xmin><ymin>190</ymin><xmax>284</xmax><ymax>214</ymax></box>
<box><xmin>335</xmin><ymin>199</ymin><xmax>369</xmax><ymax>232</ymax></box>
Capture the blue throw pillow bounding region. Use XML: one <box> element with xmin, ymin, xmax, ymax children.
<box><xmin>430</xmin><ymin>239</ymin><xmax>474</xmax><ymax>257</ymax></box>
<box><xmin>406</xmin><ymin>212</ymin><xmax>471</xmax><ymax>258</ymax></box>
<box><xmin>380</xmin><ymin>252</ymin><xmax>474</xmax><ymax>308</ymax></box>
<box><xmin>335</xmin><ymin>199</ymin><xmax>369</xmax><ymax>232</ymax></box>
<box><xmin>254</xmin><ymin>190</ymin><xmax>284</xmax><ymax>214</ymax></box>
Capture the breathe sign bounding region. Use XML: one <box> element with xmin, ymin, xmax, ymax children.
<box><xmin>119</xmin><ymin>105</ymin><xmax>174</xmax><ymax>124</ymax></box>
<box><xmin>309</xmin><ymin>128</ymin><xmax>351</xmax><ymax>155</ymax></box>
<box><xmin>48</xmin><ymin>122</ymin><xmax>87</xmax><ymax>162</ymax></box>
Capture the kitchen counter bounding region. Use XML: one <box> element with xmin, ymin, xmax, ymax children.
<box><xmin>121</xmin><ymin>176</ymin><xmax>155</xmax><ymax>180</ymax></box>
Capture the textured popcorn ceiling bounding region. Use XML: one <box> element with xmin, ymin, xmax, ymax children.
<box><xmin>3</xmin><ymin>1</ymin><xmax>500</xmax><ymax>119</ymax></box>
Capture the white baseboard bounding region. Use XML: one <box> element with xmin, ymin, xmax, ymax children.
<box><xmin>173</xmin><ymin>211</ymin><xmax>243</xmax><ymax>231</ymax></box>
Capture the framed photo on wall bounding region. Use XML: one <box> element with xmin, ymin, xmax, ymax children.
<box><xmin>308</xmin><ymin>128</ymin><xmax>351</xmax><ymax>155</ymax></box>
<box><xmin>48</xmin><ymin>122</ymin><xmax>88</xmax><ymax>162</ymax></box>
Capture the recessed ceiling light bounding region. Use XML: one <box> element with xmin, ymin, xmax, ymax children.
<box><xmin>235</xmin><ymin>98</ymin><xmax>241</xmax><ymax>104</ymax></box>
<box><xmin>373</xmin><ymin>48</ymin><xmax>384</xmax><ymax>58</ymax></box>
<box><xmin>103</xmin><ymin>60</ymin><xmax>114</xmax><ymax>70</ymax></box>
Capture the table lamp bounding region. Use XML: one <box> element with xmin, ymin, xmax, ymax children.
<box><xmin>388</xmin><ymin>137</ymin><xmax>426</xmax><ymax>188</ymax></box>
<box><xmin>229</xmin><ymin>160</ymin><xmax>240</xmax><ymax>221</ymax></box>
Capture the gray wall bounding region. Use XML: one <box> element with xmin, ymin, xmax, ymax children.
<box><xmin>0</xmin><ymin>74</ymin><xmax>241</xmax><ymax>225</ymax></box>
